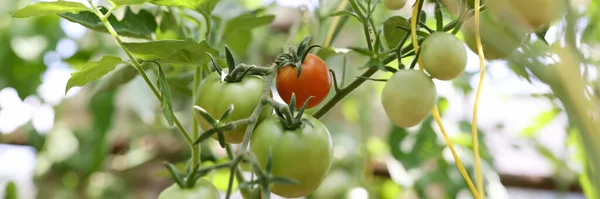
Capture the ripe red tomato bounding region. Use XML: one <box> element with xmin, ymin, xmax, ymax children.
<box><xmin>276</xmin><ymin>54</ymin><xmax>331</xmax><ymax>109</ymax></box>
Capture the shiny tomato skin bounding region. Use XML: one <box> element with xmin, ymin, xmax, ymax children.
<box><xmin>194</xmin><ymin>71</ymin><xmax>273</xmax><ymax>144</ymax></box>
<box><xmin>250</xmin><ymin>115</ymin><xmax>333</xmax><ymax>198</ymax></box>
<box><xmin>276</xmin><ymin>54</ymin><xmax>331</xmax><ymax>109</ymax></box>
<box><xmin>382</xmin><ymin>0</ymin><xmax>406</xmax><ymax>10</ymax></box>
<box><xmin>421</xmin><ymin>32</ymin><xmax>467</xmax><ymax>80</ymax></box>
<box><xmin>381</xmin><ymin>70</ymin><xmax>437</xmax><ymax>127</ymax></box>
<box><xmin>158</xmin><ymin>179</ymin><xmax>219</xmax><ymax>199</ymax></box>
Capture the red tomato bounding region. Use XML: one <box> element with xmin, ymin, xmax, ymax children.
<box><xmin>276</xmin><ymin>54</ymin><xmax>331</xmax><ymax>109</ymax></box>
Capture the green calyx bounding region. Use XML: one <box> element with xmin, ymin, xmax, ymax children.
<box><xmin>271</xmin><ymin>93</ymin><xmax>314</xmax><ymax>130</ymax></box>
<box><xmin>207</xmin><ymin>46</ymin><xmax>270</xmax><ymax>83</ymax></box>
<box><xmin>275</xmin><ymin>36</ymin><xmax>322</xmax><ymax>78</ymax></box>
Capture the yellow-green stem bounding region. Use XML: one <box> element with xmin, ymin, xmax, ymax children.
<box><xmin>472</xmin><ymin>0</ymin><xmax>485</xmax><ymax>197</ymax></box>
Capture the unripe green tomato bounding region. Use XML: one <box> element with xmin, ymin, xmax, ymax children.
<box><xmin>382</xmin><ymin>0</ymin><xmax>406</xmax><ymax>10</ymax></box>
<box><xmin>381</xmin><ymin>70</ymin><xmax>437</xmax><ymax>128</ymax></box>
<box><xmin>487</xmin><ymin>0</ymin><xmax>566</xmax><ymax>32</ymax></box>
<box><xmin>421</xmin><ymin>32</ymin><xmax>467</xmax><ymax>80</ymax></box>
<box><xmin>194</xmin><ymin>71</ymin><xmax>273</xmax><ymax>144</ymax></box>
<box><xmin>250</xmin><ymin>115</ymin><xmax>333</xmax><ymax>198</ymax></box>
<box><xmin>158</xmin><ymin>179</ymin><xmax>219</xmax><ymax>199</ymax></box>
<box><xmin>462</xmin><ymin>11</ymin><xmax>527</xmax><ymax>60</ymax></box>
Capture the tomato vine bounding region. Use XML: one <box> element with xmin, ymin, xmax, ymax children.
<box><xmin>12</xmin><ymin>0</ymin><xmax>599</xmax><ymax>198</ymax></box>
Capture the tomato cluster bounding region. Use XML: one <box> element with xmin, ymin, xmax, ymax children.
<box><xmin>159</xmin><ymin>0</ymin><xmax>568</xmax><ymax>198</ymax></box>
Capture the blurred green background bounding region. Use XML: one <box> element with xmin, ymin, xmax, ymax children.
<box><xmin>1</xmin><ymin>0</ymin><xmax>599</xmax><ymax>198</ymax></box>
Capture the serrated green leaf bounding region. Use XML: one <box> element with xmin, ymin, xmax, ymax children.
<box><xmin>224</xmin><ymin>31</ymin><xmax>252</xmax><ymax>57</ymax></box>
<box><xmin>66</xmin><ymin>55</ymin><xmax>124</xmax><ymax>94</ymax></box>
<box><xmin>148</xmin><ymin>0</ymin><xmax>203</xmax><ymax>9</ymax></box>
<box><xmin>157</xmin><ymin>64</ymin><xmax>175</xmax><ymax>126</ymax></box>
<box><xmin>110</xmin><ymin>0</ymin><xmax>147</xmax><ymax>6</ymax></box>
<box><xmin>92</xmin><ymin>65</ymin><xmax>138</xmax><ymax>96</ymax></box>
<box><xmin>384</xmin><ymin>16</ymin><xmax>410</xmax><ymax>49</ymax></box>
<box><xmin>223</xmin><ymin>14</ymin><xmax>275</xmax><ymax>37</ymax></box>
<box><xmin>59</xmin><ymin>7</ymin><xmax>157</xmax><ymax>39</ymax></box>
<box><xmin>521</xmin><ymin>108</ymin><xmax>561</xmax><ymax>137</ymax></box>
<box><xmin>123</xmin><ymin>38</ymin><xmax>218</xmax><ymax>65</ymax></box>
<box><xmin>13</xmin><ymin>1</ymin><xmax>90</xmax><ymax>18</ymax></box>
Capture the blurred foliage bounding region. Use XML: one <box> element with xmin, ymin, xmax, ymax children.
<box><xmin>0</xmin><ymin>0</ymin><xmax>598</xmax><ymax>198</ymax></box>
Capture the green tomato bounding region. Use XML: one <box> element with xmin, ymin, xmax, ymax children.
<box><xmin>381</xmin><ymin>70</ymin><xmax>437</xmax><ymax>128</ymax></box>
<box><xmin>382</xmin><ymin>0</ymin><xmax>406</xmax><ymax>10</ymax></box>
<box><xmin>462</xmin><ymin>11</ymin><xmax>527</xmax><ymax>60</ymax></box>
<box><xmin>421</xmin><ymin>32</ymin><xmax>467</xmax><ymax>80</ymax></box>
<box><xmin>250</xmin><ymin>115</ymin><xmax>333</xmax><ymax>198</ymax></box>
<box><xmin>158</xmin><ymin>179</ymin><xmax>219</xmax><ymax>199</ymax></box>
<box><xmin>487</xmin><ymin>0</ymin><xmax>566</xmax><ymax>32</ymax></box>
<box><xmin>194</xmin><ymin>71</ymin><xmax>273</xmax><ymax>144</ymax></box>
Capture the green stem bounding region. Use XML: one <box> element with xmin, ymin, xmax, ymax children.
<box><xmin>348</xmin><ymin>0</ymin><xmax>373</xmax><ymax>52</ymax></box>
<box><xmin>313</xmin><ymin>53</ymin><xmax>397</xmax><ymax>119</ymax></box>
<box><xmin>87</xmin><ymin>1</ymin><xmax>194</xmax><ymax>146</ymax></box>
<box><xmin>191</xmin><ymin>65</ymin><xmax>202</xmax><ymax>169</ymax></box>
<box><xmin>237</xmin><ymin>64</ymin><xmax>278</xmax><ymax>151</ymax></box>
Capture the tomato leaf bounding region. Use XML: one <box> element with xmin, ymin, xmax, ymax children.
<box><xmin>109</xmin><ymin>0</ymin><xmax>146</xmax><ymax>6</ymax></box>
<box><xmin>223</xmin><ymin>14</ymin><xmax>275</xmax><ymax>56</ymax></box>
<box><xmin>383</xmin><ymin>16</ymin><xmax>410</xmax><ymax>49</ymax></box>
<box><xmin>13</xmin><ymin>1</ymin><xmax>90</xmax><ymax>18</ymax></box>
<box><xmin>123</xmin><ymin>38</ymin><xmax>218</xmax><ymax>65</ymax></box>
<box><xmin>59</xmin><ymin>7</ymin><xmax>157</xmax><ymax>39</ymax></box>
<box><xmin>65</xmin><ymin>55</ymin><xmax>124</xmax><ymax>94</ymax></box>
<box><xmin>164</xmin><ymin>162</ymin><xmax>186</xmax><ymax>188</ymax></box>
<box><xmin>270</xmin><ymin>176</ymin><xmax>300</xmax><ymax>185</ymax></box>
<box><xmin>520</xmin><ymin>108</ymin><xmax>561</xmax><ymax>137</ymax></box>
<box><xmin>147</xmin><ymin>0</ymin><xmax>203</xmax><ymax>9</ymax></box>
<box><xmin>157</xmin><ymin>64</ymin><xmax>175</xmax><ymax>126</ymax></box>
<box><xmin>91</xmin><ymin>65</ymin><xmax>138</xmax><ymax>97</ymax></box>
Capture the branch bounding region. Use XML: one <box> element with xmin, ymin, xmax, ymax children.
<box><xmin>86</xmin><ymin>1</ymin><xmax>194</xmax><ymax>147</ymax></box>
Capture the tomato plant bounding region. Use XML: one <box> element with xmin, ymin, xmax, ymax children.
<box><xmin>194</xmin><ymin>71</ymin><xmax>273</xmax><ymax>144</ymax></box>
<box><xmin>381</xmin><ymin>70</ymin><xmax>437</xmax><ymax>127</ymax></box>
<box><xmin>382</xmin><ymin>0</ymin><xmax>407</xmax><ymax>10</ymax></box>
<box><xmin>158</xmin><ymin>179</ymin><xmax>220</xmax><ymax>199</ymax></box>
<box><xmin>11</xmin><ymin>0</ymin><xmax>599</xmax><ymax>198</ymax></box>
<box><xmin>421</xmin><ymin>32</ymin><xmax>467</xmax><ymax>80</ymax></box>
<box><xmin>250</xmin><ymin>114</ymin><xmax>333</xmax><ymax>198</ymax></box>
<box><xmin>276</xmin><ymin>54</ymin><xmax>331</xmax><ymax>109</ymax></box>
